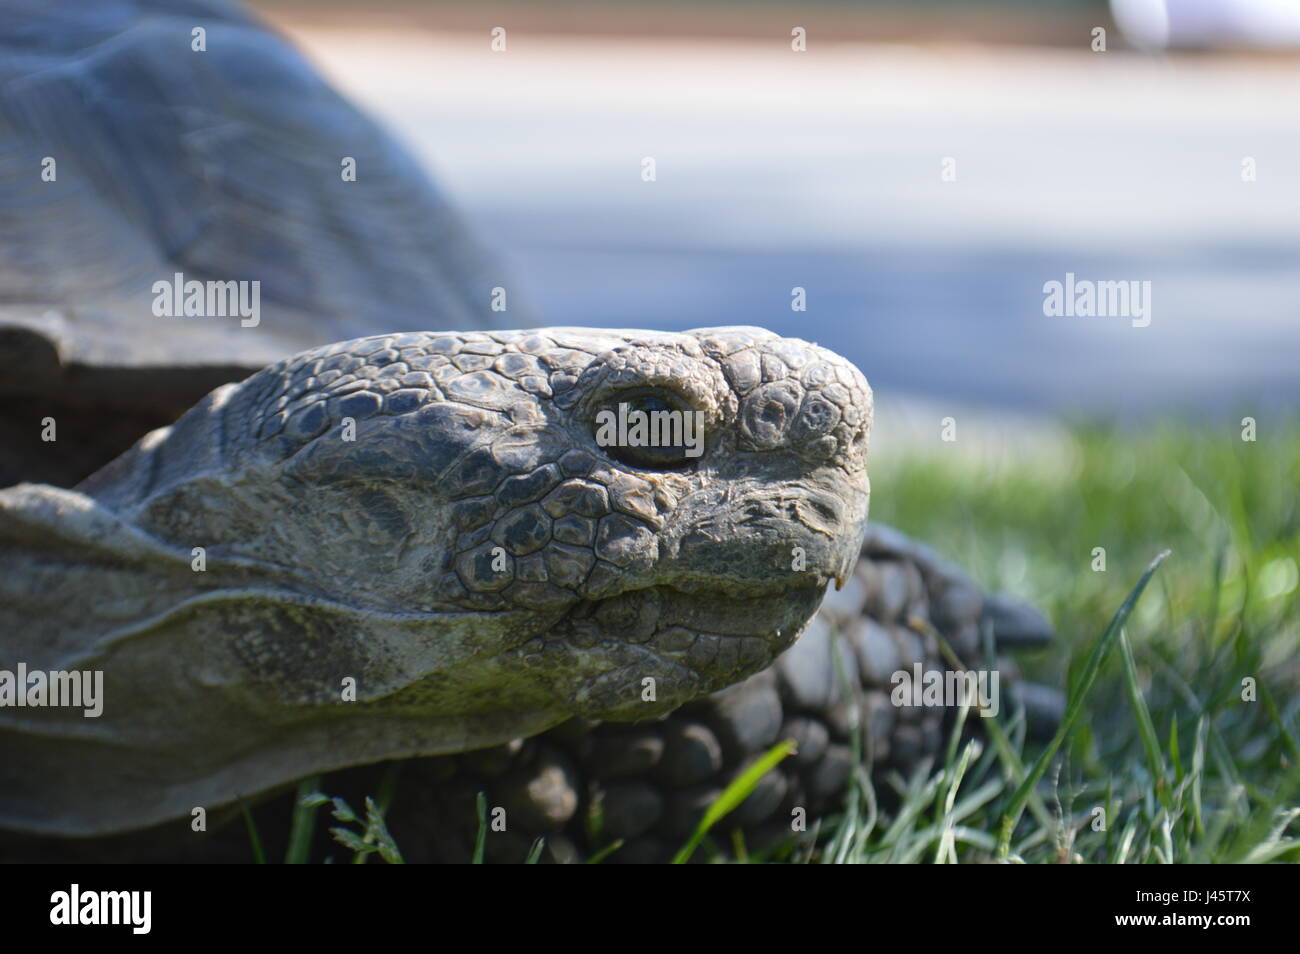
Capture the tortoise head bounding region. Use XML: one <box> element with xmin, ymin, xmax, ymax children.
<box><xmin>151</xmin><ymin>326</ymin><xmax>871</xmax><ymax>721</ymax></box>
<box><xmin>3</xmin><ymin>326</ymin><xmax>871</xmax><ymax>835</ymax></box>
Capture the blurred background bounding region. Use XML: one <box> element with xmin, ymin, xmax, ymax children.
<box><xmin>254</xmin><ymin>0</ymin><xmax>1300</xmax><ymax>434</ymax></box>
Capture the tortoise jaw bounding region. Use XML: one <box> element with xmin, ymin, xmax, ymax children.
<box><xmin>550</xmin><ymin>579</ymin><xmax>826</xmax><ymax>717</ymax></box>
<box><xmin>571</xmin><ymin>578</ymin><xmax>827</xmax><ymax>640</ymax></box>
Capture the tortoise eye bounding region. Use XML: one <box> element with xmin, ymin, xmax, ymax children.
<box><xmin>592</xmin><ymin>390</ymin><xmax>702</xmax><ymax>470</ymax></box>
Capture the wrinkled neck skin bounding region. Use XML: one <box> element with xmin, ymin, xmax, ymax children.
<box><xmin>0</xmin><ymin>423</ymin><xmax>574</xmax><ymax>836</ymax></box>
<box><xmin>0</xmin><ymin>327</ymin><xmax>872</xmax><ymax>835</ymax></box>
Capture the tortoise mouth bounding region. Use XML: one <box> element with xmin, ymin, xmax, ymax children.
<box><xmin>547</xmin><ymin>580</ymin><xmax>826</xmax><ymax>721</ymax></box>
<box><xmin>565</xmin><ymin>580</ymin><xmax>826</xmax><ymax>678</ymax></box>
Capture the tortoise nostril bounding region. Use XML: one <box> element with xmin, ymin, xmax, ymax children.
<box><xmin>741</xmin><ymin>382</ymin><xmax>802</xmax><ymax>449</ymax></box>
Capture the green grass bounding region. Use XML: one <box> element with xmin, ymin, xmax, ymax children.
<box><xmin>806</xmin><ymin>416</ymin><xmax>1300</xmax><ymax>863</ymax></box>
<box><xmin>283</xmin><ymin>418</ymin><xmax>1299</xmax><ymax>863</ymax></box>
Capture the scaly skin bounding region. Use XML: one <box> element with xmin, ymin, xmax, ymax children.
<box><xmin>0</xmin><ymin>326</ymin><xmax>876</xmax><ymax>837</ymax></box>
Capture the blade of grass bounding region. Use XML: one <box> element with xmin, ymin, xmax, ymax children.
<box><xmin>1119</xmin><ymin>630</ymin><xmax>1172</xmax><ymax>812</ymax></box>
<box><xmin>1190</xmin><ymin>715</ymin><xmax>1206</xmax><ymax>838</ymax></box>
<box><xmin>524</xmin><ymin>837</ymin><xmax>546</xmax><ymax>864</ymax></box>
<box><xmin>473</xmin><ymin>791</ymin><xmax>488</xmax><ymax>864</ymax></box>
<box><xmin>935</xmin><ymin>739</ymin><xmax>979</xmax><ymax>863</ymax></box>
<box><xmin>996</xmin><ymin>549</ymin><xmax>1170</xmax><ymax>859</ymax></box>
<box><xmin>730</xmin><ymin>828</ymin><xmax>750</xmax><ymax>863</ymax></box>
<box><xmin>239</xmin><ymin>798</ymin><xmax>266</xmax><ymax>865</ymax></box>
<box><xmin>285</xmin><ymin>775</ymin><xmax>324</xmax><ymax>864</ymax></box>
<box><xmin>672</xmin><ymin>739</ymin><xmax>796</xmax><ymax>864</ymax></box>
<box><xmin>1168</xmin><ymin>715</ymin><xmax>1182</xmax><ymax>783</ymax></box>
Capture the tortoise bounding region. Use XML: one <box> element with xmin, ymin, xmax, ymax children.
<box><xmin>0</xmin><ymin>0</ymin><xmax>1060</xmax><ymax>862</ymax></box>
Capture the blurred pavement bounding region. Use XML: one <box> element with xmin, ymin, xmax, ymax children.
<box><xmin>283</xmin><ymin>29</ymin><xmax>1300</xmax><ymax>419</ymax></box>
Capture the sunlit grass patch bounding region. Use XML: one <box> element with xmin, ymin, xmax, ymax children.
<box><xmin>772</xmin><ymin>417</ymin><xmax>1300</xmax><ymax>863</ymax></box>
